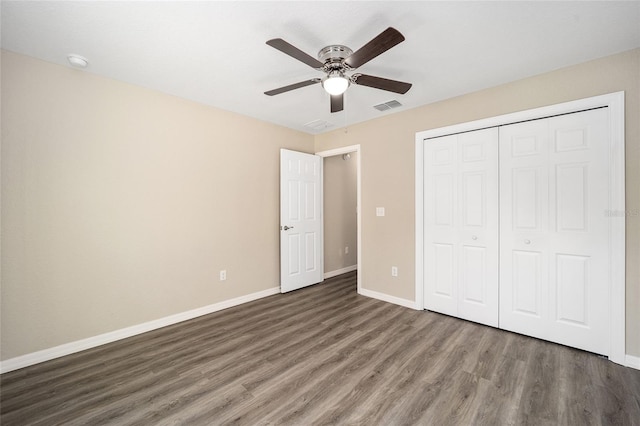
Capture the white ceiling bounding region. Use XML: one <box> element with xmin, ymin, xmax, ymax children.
<box><xmin>2</xmin><ymin>1</ymin><xmax>639</xmax><ymax>134</ymax></box>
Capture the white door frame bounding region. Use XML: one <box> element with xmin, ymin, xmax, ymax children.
<box><xmin>415</xmin><ymin>92</ymin><xmax>626</xmax><ymax>365</ymax></box>
<box><xmin>316</xmin><ymin>145</ymin><xmax>362</xmax><ymax>294</ymax></box>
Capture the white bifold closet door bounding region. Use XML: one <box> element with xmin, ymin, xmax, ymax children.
<box><xmin>423</xmin><ymin>128</ymin><xmax>499</xmax><ymax>327</ymax></box>
<box><xmin>499</xmin><ymin>108</ymin><xmax>610</xmax><ymax>355</ymax></box>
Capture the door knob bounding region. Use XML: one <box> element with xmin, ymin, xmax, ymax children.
<box><xmin>472</xmin><ymin>235</ymin><xmax>478</xmax><ymax>240</ymax></box>
<box><xmin>283</xmin><ymin>225</ymin><xmax>294</xmax><ymax>231</ymax></box>
<box><xmin>524</xmin><ymin>239</ymin><xmax>531</xmax><ymax>244</ymax></box>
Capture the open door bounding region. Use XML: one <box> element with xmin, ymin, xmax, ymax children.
<box><xmin>280</xmin><ymin>149</ymin><xmax>323</xmax><ymax>292</ymax></box>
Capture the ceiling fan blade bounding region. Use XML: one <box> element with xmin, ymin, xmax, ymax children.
<box><xmin>264</xmin><ymin>79</ymin><xmax>321</xmax><ymax>96</ymax></box>
<box><xmin>344</xmin><ymin>27</ymin><xmax>405</xmax><ymax>69</ymax></box>
<box><xmin>353</xmin><ymin>74</ymin><xmax>412</xmax><ymax>94</ymax></box>
<box><xmin>266</xmin><ymin>38</ymin><xmax>324</xmax><ymax>69</ymax></box>
<box><xmin>330</xmin><ymin>94</ymin><xmax>344</xmax><ymax>113</ymax></box>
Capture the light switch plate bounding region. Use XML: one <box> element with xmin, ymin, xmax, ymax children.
<box><xmin>376</xmin><ymin>207</ymin><xmax>385</xmax><ymax>217</ymax></box>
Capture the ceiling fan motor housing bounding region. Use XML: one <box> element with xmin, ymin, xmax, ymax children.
<box><xmin>318</xmin><ymin>45</ymin><xmax>353</xmax><ymax>71</ymax></box>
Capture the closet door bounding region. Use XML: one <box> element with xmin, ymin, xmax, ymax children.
<box><xmin>424</xmin><ymin>128</ymin><xmax>499</xmax><ymax>327</ymax></box>
<box><xmin>499</xmin><ymin>108</ymin><xmax>610</xmax><ymax>355</ymax></box>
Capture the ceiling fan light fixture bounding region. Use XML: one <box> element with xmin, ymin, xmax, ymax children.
<box><xmin>322</xmin><ymin>72</ymin><xmax>349</xmax><ymax>96</ymax></box>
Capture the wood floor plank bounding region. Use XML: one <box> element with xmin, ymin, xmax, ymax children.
<box><xmin>2</xmin><ymin>271</ymin><xmax>640</xmax><ymax>426</ymax></box>
<box><xmin>421</xmin><ymin>369</ymin><xmax>483</xmax><ymax>425</ymax></box>
<box><xmin>516</xmin><ymin>340</ymin><xmax>564</xmax><ymax>425</ymax></box>
<box><xmin>267</xmin><ymin>322</ymin><xmax>433</xmax><ymax>425</ymax></box>
<box><xmin>321</xmin><ymin>314</ymin><xmax>458</xmax><ymax>425</ymax></box>
<box><xmin>222</xmin><ymin>318</ymin><xmax>416</xmax><ymax>423</ymax></box>
<box><xmin>557</xmin><ymin>347</ymin><xmax>600</xmax><ymax>426</ymax></box>
<box><xmin>470</xmin><ymin>354</ymin><xmax>527</xmax><ymax>425</ymax></box>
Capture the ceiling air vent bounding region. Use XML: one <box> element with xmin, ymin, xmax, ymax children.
<box><xmin>304</xmin><ymin>119</ymin><xmax>334</xmax><ymax>131</ymax></box>
<box><xmin>373</xmin><ymin>100</ymin><xmax>403</xmax><ymax>112</ymax></box>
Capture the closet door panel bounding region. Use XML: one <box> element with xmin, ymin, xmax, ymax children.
<box><xmin>499</xmin><ymin>120</ymin><xmax>550</xmax><ymax>336</ymax></box>
<box><xmin>456</xmin><ymin>129</ymin><xmax>499</xmax><ymax>326</ymax></box>
<box><xmin>434</xmin><ymin>173</ymin><xmax>455</xmax><ymax>226</ymax></box>
<box><xmin>512</xmin><ymin>168</ymin><xmax>541</xmax><ymax>230</ymax></box>
<box><xmin>546</xmin><ymin>109</ymin><xmax>609</xmax><ymax>355</ymax></box>
<box><xmin>512</xmin><ymin>250</ymin><xmax>543</xmax><ymax>317</ymax></box>
<box><xmin>500</xmin><ymin>109</ymin><xmax>610</xmax><ymax>355</ymax></box>
<box><xmin>424</xmin><ymin>135</ymin><xmax>458</xmax><ymax>316</ymax></box>
<box><xmin>433</xmin><ymin>243</ymin><xmax>455</xmax><ymax>299</ymax></box>
<box><xmin>460</xmin><ymin>245</ymin><xmax>488</xmax><ymax>303</ymax></box>
<box><xmin>424</xmin><ymin>129</ymin><xmax>498</xmax><ymax>327</ymax></box>
<box><xmin>461</xmin><ymin>172</ymin><xmax>484</xmax><ymax>227</ymax></box>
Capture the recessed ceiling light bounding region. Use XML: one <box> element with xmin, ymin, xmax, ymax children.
<box><xmin>67</xmin><ymin>54</ymin><xmax>88</xmax><ymax>69</ymax></box>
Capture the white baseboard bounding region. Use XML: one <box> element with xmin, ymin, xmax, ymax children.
<box><xmin>359</xmin><ymin>288</ymin><xmax>417</xmax><ymax>310</ymax></box>
<box><xmin>626</xmin><ymin>354</ymin><xmax>640</xmax><ymax>370</ymax></box>
<box><xmin>324</xmin><ymin>265</ymin><xmax>357</xmax><ymax>279</ymax></box>
<box><xmin>0</xmin><ymin>286</ymin><xmax>280</xmax><ymax>374</ymax></box>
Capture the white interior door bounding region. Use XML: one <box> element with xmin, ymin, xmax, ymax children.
<box><xmin>280</xmin><ymin>149</ymin><xmax>323</xmax><ymax>293</ymax></box>
<box><xmin>499</xmin><ymin>108</ymin><xmax>610</xmax><ymax>355</ymax></box>
<box><xmin>424</xmin><ymin>128</ymin><xmax>499</xmax><ymax>327</ymax></box>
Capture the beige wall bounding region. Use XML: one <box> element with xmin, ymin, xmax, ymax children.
<box><xmin>0</xmin><ymin>51</ymin><xmax>314</xmax><ymax>360</ymax></box>
<box><xmin>315</xmin><ymin>48</ymin><xmax>640</xmax><ymax>357</ymax></box>
<box><xmin>323</xmin><ymin>152</ymin><xmax>357</xmax><ymax>273</ymax></box>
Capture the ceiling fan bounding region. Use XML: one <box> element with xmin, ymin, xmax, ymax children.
<box><xmin>264</xmin><ymin>27</ymin><xmax>412</xmax><ymax>113</ymax></box>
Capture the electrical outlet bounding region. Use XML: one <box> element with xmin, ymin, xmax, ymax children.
<box><xmin>391</xmin><ymin>266</ymin><xmax>398</xmax><ymax>277</ymax></box>
<box><xmin>345</xmin><ymin>246</ymin><xmax>349</xmax><ymax>254</ymax></box>
<box><xmin>219</xmin><ymin>270</ymin><xmax>227</xmax><ymax>281</ymax></box>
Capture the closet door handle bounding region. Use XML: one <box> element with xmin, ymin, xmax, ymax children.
<box><xmin>524</xmin><ymin>239</ymin><xmax>531</xmax><ymax>245</ymax></box>
<box><xmin>472</xmin><ymin>235</ymin><xmax>478</xmax><ymax>240</ymax></box>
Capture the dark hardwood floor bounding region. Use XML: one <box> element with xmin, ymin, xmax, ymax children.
<box><xmin>2</xmin><ymin>271</ymin><xmax>640</xmax><ymax>425</ymax></box>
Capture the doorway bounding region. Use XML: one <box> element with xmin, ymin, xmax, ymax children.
<box><xmin>317</xmin><ymin>145</ymin><xmax>362</xmax><ymax>293</ymax></box>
